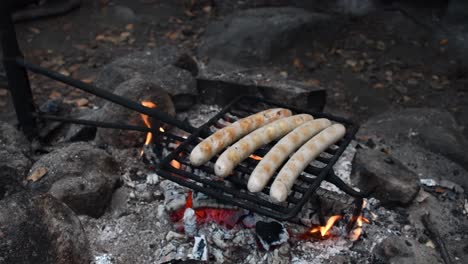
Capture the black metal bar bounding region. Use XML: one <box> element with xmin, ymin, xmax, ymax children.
<box><xmin>15</xmin><ymin>57</ymin><xmax>197</xmax><ymax>134</ymax></box>
<box><xmin>326</xmin><ymin>171</ymin><xmax>368</xmax><ymax>198</ymax></box>
<box><xmin>35</xmin><ymin>114</ymin><xmax>159</xmax><ymax>134</ymax></box>
<box><xmin>1</xmin><ymin>2</ymin><xmax>37</xmax><ymax>138</ymax></box>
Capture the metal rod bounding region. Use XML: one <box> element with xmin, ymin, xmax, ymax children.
<box><xmin>1</xmin><ymin>2</ymin><xmax>37</xmax><ymax>138</ymax></box>
<box><xmin>36</xmin><ymin>114</ymin><xmax>159</xmax><ymax>134</ymax></box>
<box><xmin>15</xmin><ymin>57</ymin><xmax>196</xmax><ymax>134</ymax></box>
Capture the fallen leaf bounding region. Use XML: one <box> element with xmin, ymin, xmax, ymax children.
<box><xmin>304</xmin><ymin>79</ymin><xmax>321</xmax><ymax>87</ymax></box>
<box><xmin>165</xmin><ymin>30</ymin><xmax>181</xmax><ymax>40</ymax></box>
<box><xmin>293</xmin><ymin>58</ymin><xmax>304</xmax><ymax>71</ymax></box>
<box><xmin>28</xmin><ymin>27</ymin><xmax>40</xmax><ymax>34</ymax></box>
<box><xmin>373</xmin><ymin>83</ymin><xmax>384</xmax><ymax>89</ymax></box>
<box><xmin>49</xmin><ymin>91</ymin><xmax>62</xmax><ymax>99</ymax></box>
<box><xmin>184</xmin><ymin>10</ymin><xmax>196</xmax><ymax>17</ymax></box>
<box><xmin>435</xmin><ymin>187</ymin><xmax>445</xmax><ymax>193</ymax></box>
<box><xmin>439</xmin><ymin>39</ymin><xmax>448</xmax><ymax>45</ymax></box>
<box><xmin>203</xmin><ymin>5</ymin><xmax>212</xmax><ymax>13</ymax></box>
<box><xmin>27</xmin><ymin>167</ymin><xmax>48</xmax><ymax>182</ymax></box>
<box><xmin>125</xmin><ymin>24</ymin><xmax>134</xmax><ymax>31</ymax></box>
<box><xmin>81</xmin><ymin>77</ymin><xmax>95</xmax><ymax>84</ymax></box>
<box><xmin>75</xmin><ymin>98</ymin><xmax>89</xmax><ymax>107</ymax></box>
<box><xmin>345</xmin><ymin>59</ymin><xmax>358</xmax><ymax>68</ymax></box>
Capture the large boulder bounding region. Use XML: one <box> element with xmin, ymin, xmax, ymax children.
<box><xmin>351</xmin><ymin>148</ymin><xmax>420</xmax><ymax>206</ymax></box>
<box><xmin>197</xmin><ymin>60</ymin><xmax>326</xmax><ymax>110</ymax></box>
<box><xmin>27</xmin><ymin>142</ymin><xmax>120</xmax><ymax>217</ymax></box>
<box><xmin>0</xmin><ymin>191</ymin><xmax>91</xmax><ymax>264</ymax></box>
<box><xmin>358</xmin><ymin>108</ymin><xmax>468</xmax><ymax>191</ymax></box>
<box><xmin>94</xmin><ymin>46</ymin><xmax>197</xmax><ymax>99</ymax></box>
<box><xmin>197</xmin><ymin>7</ymin><xmax>330</xmax><ymax>65</ymax></box>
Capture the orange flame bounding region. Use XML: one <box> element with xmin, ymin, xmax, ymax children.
<box><xmin>309</xmin><ymin>215</ymin><xmax>342</xmax><ymax>237</ymax></box>
<box><xmin>349</xmin><ymin>216</ymin><xmax>370</xmax><ymax>241</ymax></box>
<box><xmin>348</xmin><ymin>200</ymin><xmax>370</xmax><ymax>241</ymax></box>
<box><xmin>140</xmin><ymin>101</ymin><xmax>157</xmax><ymax>146</ymax></box>
<box><xmin>249</xmin><ymin>154</ymin><xmax>263</xmax><ymax>161</ymax></box>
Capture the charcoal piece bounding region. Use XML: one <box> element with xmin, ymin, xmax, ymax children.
<box><xmin>255</xmin><ymin>221</ymin><xmax>289</xmax><ymax>250</ymax></box>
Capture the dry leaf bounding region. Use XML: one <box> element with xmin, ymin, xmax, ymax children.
<box><xmin>49</xmin><ymin>91</ymin><xmax>62</xmax><ymax>99</ymax></box>
<box><xmin>439</xmin><ymin>39</ymin><xmax>448</xmax><ymax>45</ymax></box>
<box><xmin>75</xmin><ymin>98</ymin><xmax>89</xmax><ymax>107</ymax></box>
<box><xmin>29</xmin><ymin>27</ymin><xmax>40</xmax><ymax>34</ymax></box>
<box><xmin>27</xmin><ymin>167</ymin><xmax>48</xmax><ymax>182</ymax></box>
<box><xmin>304</xmin><ymin>79</ymin><xmax>321</xmax><ymax>87</ymax></box>
<box><xmin>293</xmin><ymin>58</ymin><xmax>304</xmax><ymax>71</ymax></box>
<box><xmin>373</xmin><ymin>83</ymin><xmax>384</xmax><ymax>89</ymax></box>
<box><xmin>165</xmin><ymin>30</ymin><xmax>181</xmax><ymax>40</ymax></box>
<box><xmin>203</xmin><ymin>5</ymin><xmax>212</xmax><ymax>13</ymax></box>
<box><xmin>125</xmin><ymin>24</ymin><xmax>134</xmax><ymax>31</ymax></box>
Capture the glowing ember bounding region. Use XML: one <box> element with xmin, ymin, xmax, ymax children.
<box><xmin>249</xmin><ymin>154</ymin><xmax>263</xmax><ymax>161</ymax></box>
<box><xmin>309</xmin><ymin>215</ymin><xmax>342</xmax><ymax>238</ymax></box>
<box><xmin>140</xmin><ymin>101</ymin><xmax>157</xmax><ymax>146</ymax></box>
<box><xmin>170</xmin><ymin>159</ymin><xmax>181</xmax><ymax>169</ymax></box>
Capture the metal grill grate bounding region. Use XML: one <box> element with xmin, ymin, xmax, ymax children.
<box><xmin>156</xmin><ymin>96</ymin><xmax>361</xmax><ymax>221</ymax></box>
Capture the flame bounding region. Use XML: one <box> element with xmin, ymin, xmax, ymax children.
<box><xmin>249</xmin><ymin>154</ymin><xmax>263</xmax><ymax>161</ymax></box>
<box><xmin>140</xmin><ymin>101</ymin><xmax>158</xmax><ymax>146</ymax></box>
<box><xmin>309</xmin><ymin>215</ymin><xmax>342</xmax><ymax>238</ymax></box>
<box><xmin>348</xmin><ymin>200</ymin><xmax>370</xmax><ymax>241</ymax></box>
<box><xmin>349</xmin><ymin>216</ymin><xmax>370</xmax><ymax>241</ymax></box>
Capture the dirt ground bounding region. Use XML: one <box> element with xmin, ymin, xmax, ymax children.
<box><xmin>1</xmin><ymin>0</ymin><xmax>467</xmax><ymax>138</ymax></box>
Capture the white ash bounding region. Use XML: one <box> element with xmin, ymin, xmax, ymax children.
<box><xmin>160</xmin><ymin>180</ymin><xmax>188</xmax><ymax>212</ymax></box>
<box><xmin>177</xmin><ymin>104</ymin><xmax>222</xmax><ymax>127</ymax></box>
<box><xmin>146</xmin><ymin>173</ymin><xmax>159</xmax><ymax>185</ymax></box>
<box><xmin>183</xmin><ymin>208</ymin><xmax>197</xmax><ymax>237</ymax></box>
<box><xmin>166</xmin><ymin>231</ymin><xmax>185</xmax><ymax>241</ymax></box>
<box><xmin>93</xmin><ymin>254</ymin><xmax>113</xmax><ymax>264</ymax></box>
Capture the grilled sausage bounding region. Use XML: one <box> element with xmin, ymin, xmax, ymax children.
<box><xmin>247</xmin><ymin>118</ymin><xmax>332</xmax><ymax>192</ymax></box>
<box><xmin>214</xmin><ymin>114</ymin><xmax>314</xmax><ymax>177</ymax></box>
<box><xmin>270</xmin><ymin>124</ymin><xmax>346</xmax><ymax>202</ymax></box>
<box><xmin>190</xmin><ymin>108</ymin><xmax>292</xmax><ymax>166</ymax></box>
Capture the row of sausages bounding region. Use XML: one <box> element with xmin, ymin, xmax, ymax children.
<box><xmin>189</xmin><ymin>108</ymin><xmax>346</xmax><ymax>203</ymax></box>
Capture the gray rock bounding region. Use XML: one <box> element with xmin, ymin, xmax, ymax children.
<box><xmin>358</xmin><ymin>108</ymin><xmax>468</xmax><ymax>190</ymax></box>
<box><xmin>27</xmin><ymin>142</ymin><xmax>119</xmax><ymax>217</ymax></box>
<box><xmin>94</xmin><ymin>77</ymin><xmax>176</xmax><ymax>148</ymax></box>
<box><xmin>0</xmin><ymin>191</ymin><xmax>91</xmax><ymax>264</ymax></box>
<box><xmin>351</xmin><ymin>148</ymin><xmax>420</xmax><ymax>206</ymax></box>
<box><xmin>374</xmin><ymin>236</ymin><xmax>441</xmax><ymax>264</ymax></box>
<box><xmin>198</xmin><ymin>7</ymin><xmax>329</xmax><ymax>65</ymax></box>
<box><xmin>95</xmin><ymin>47</ymin><xmax>197</xmax><ymax>98</ymax></box>
<box><xmin>111</xmin><ymin>5</ymin><xmax>137</xmax><ymax>23</ymax></box>
<box><xmin>0</xmin><ymin>122</ymin><xmax>31</xmax><ymax>177</ymax></box>
<box><xmin>197</xmin><ymin>60</ymin><xmax>325</xmax><ymax>110</ymax></box>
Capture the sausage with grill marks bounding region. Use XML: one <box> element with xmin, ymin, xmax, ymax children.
<box><xmin>270</xmin><ymin>124</ymin><xmax>346</xmax><ymax>203</ymax></box>
<box><xmin>247</xmin><ymin>118</ymin><xmax>332</xmax><ymax>193</ymax></box>
<box><xmin>214</xmin><ymin>114</ymin><xmax>314</xmax><ymax>177</ymax></box>
<box><xmin>190</xmin><ymin>108</ymin><xmax>292</xmax><ymax>166</ymax></box>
